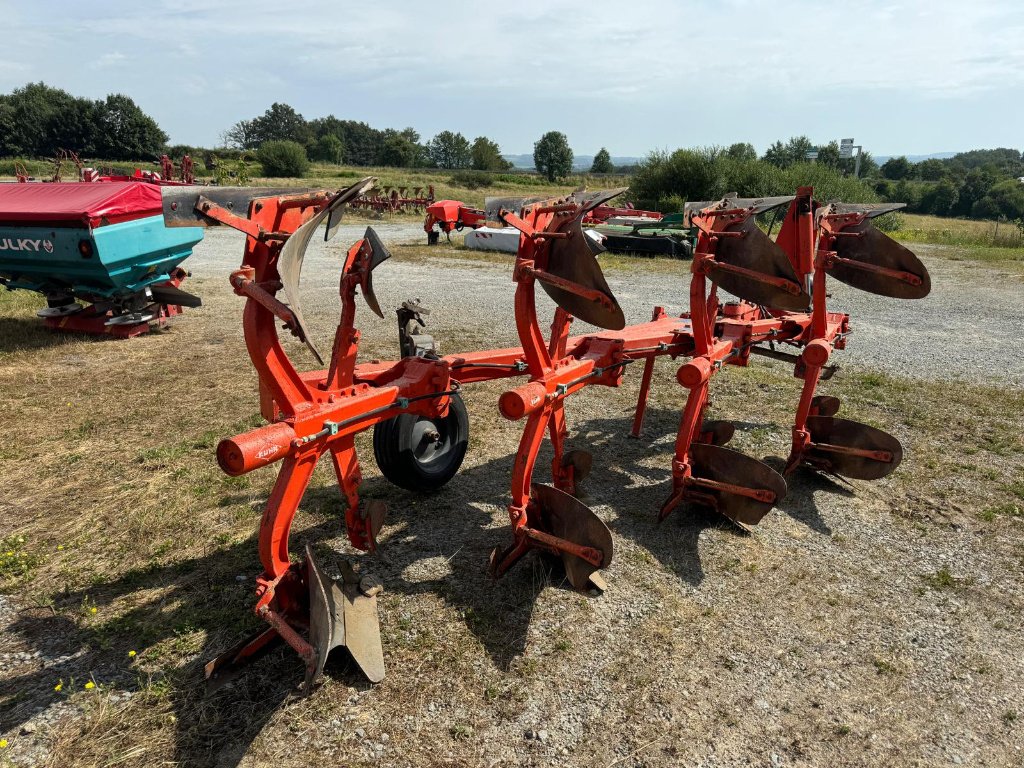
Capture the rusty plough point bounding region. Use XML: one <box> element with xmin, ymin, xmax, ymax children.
<box><xmin>180</xmin><ymin>179</ymin><xmax>928</xmax><ymax>692</ymax></box>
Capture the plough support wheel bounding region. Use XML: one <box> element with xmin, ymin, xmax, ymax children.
<box><xmin>532</xmin><ymin>483</ymin><xmax>613</xmax><ymax>590</ymax></box>
<box><xmin>687</xmin><ymin>443</ymin><xmax>788</xmax><ymax>529</ymax></box>
<box><xmin>305</xmin><ymin>545</ymin><xmax>385</xmax><ymax>688</ymax></box>
<box><xmin>802</xmin><ymin>416</ymin><xmax>904</xmax><ymax>480</ymax></box>
<box><xmin>712</xmin><ymin>218</ymin><xmax>810</xmax><ymax>311</ymax></box>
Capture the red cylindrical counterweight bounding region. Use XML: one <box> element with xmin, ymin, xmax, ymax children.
<box><xmin>217</xmin><ymin>421</ymin><xmax>297</xmax><ymax>476</ymax></box>
<box><xmin>499</xmin><ymin>381</ymin><xmax>548</xmax><ymax>420</ymax></box>
<box><xmin>802</xmin><ymin>338</ymin><xmax>832</xmax><ymax>368</ymax></box>
<box><xmin>677</xmin><ymin>357</ymin><xmax>712</xmax><ymax>389</ymax></box>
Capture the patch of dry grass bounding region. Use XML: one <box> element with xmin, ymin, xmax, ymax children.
<box><xmin>1</xmin><ymin>267</ymin><xmax>1023</xmax><ymax>767</ymax></box>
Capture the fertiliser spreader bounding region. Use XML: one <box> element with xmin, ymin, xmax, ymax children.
<box><xmin>160</xmin><ymin>179</ymin><xmax>928</xmax><ymax>692</ymax></box>
<box><xmin>0</xmin><ymin>181</ymin><xmax>204</xmax><ymax>336</ymax></box>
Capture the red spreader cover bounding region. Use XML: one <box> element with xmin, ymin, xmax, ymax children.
<box><xmin>0</xmin><ymin>182</ymin><xmax>163</xmax><ymax>228</ymax></box>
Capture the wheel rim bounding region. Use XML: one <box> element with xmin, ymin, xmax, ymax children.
<box><xmin>410</xmin><ymin>417</ymin><xmax>453</xmax><ymax>468</ymax></box>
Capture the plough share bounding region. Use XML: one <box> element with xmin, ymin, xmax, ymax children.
<box><xmin>160</xmin><ymin>179</ymin><xmax>928</xmax><ymax>691</ymax></box>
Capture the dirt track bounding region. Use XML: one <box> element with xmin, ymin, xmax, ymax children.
<box><xmin>190</xmin><ymin>227</ymin><xmax>1024</xmax><ymax>386</ymax></box>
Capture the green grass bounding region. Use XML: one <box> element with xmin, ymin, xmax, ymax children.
<box><xmin>895</xmin><ymin>213</ymin><xmax>1024</xmax><ymax>249</ymax></box>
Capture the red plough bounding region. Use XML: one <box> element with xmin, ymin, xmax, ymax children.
<box><xmin>161</xmin><ymin>180</ymin><xmax>928</xmax><ymax>691</ymax></box>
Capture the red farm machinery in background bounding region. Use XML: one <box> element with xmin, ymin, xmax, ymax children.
<box><xmin>423</xmin><ymin>199</ymin><xmax>487</xmax><ymax>244</ymax></box>
<box><xmin>158</xmin><ymin>179</ymin><xmax>929</xmax><ymax>691</ymax></box>
<box><xmin>350</xmin><ymin>184</ymin><xmax>435</xmax><ymax>215</ymax></box>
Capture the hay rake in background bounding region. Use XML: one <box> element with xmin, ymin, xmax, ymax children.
<box><xmin>160</xmin><ymin>179</ymin><xmax>928</xmax><ymax>691</ymax></box>
<box><xmin>349</xmin><ymin>184</ymin><xmax>436</xmax><ymax>215</ymax></box>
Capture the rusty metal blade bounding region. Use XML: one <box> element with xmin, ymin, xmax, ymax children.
<box><xmin>805</xmin><ymin>416</ymin><xmax>903</xmax><ymax>480</ymax></box>
<box><xmin>828</xmin><ymin>202</ymin><xmax>906</xmax><ymax>218</ymax></box>
<box><xmin>279</xmin><ymin>206</ymin><xmax>331</xmax><ymax>365</ymax></box>
<box><xmin>279</xmin><ymin>181</ymin><xmax>381</xmax><ymax>363</ymax></box>
<box><xmin>340</xmin><ymin>579</ymin><xmax>385</xmax><ymax>684</ymax></box>
<box><xmin>689</xmin><ymin>443</ymin><xmax>787</xmax><ymax>528</ymax></box>
<box><xmin>531</xmin><ymin>483</ymin><xmax>613</xmax><ymax>590</ymax></box>
<box><xmin>542</xmin><ymin>217</ymin><xmax>626</xmax><ymax>329</ymax></box>
<box><xmin>360</xmin><ymin>227</ymin><xmax>391</xmax><ymax>319</ymax></box>
<box><xmin>727</xmin><ymin>195</ymin><xmax>796</xmax><ymax>216</ymax></box>
<box><xmin>811</xmin><ymin>395</ymin><xmax>841</xmax><ymax>417</ymax></box>
<box><xmin>325</xmin><ymin>177</ymin><xmax>377</xmax><ymax>241</ymax></box>
<box><xmin>711</xmin><ymin>217</ymin><xmax>810</xmax><ymax>311</ymax></box>
<box><xmin>700</xmin><ymin>420</ymin><xmax>735</xmax><ymax>446</ymax></box>
<box><xmin>484</xmin><ymin>195</ymin><xmax>548</xmax><ymax>223</ymax></box>
<box><xmin>161</xmin><ymin>185</ymin><xmax>313</xmax><ymax>227</ymax></box>
<box><xmin>828</xmin><ymin>223</ymin><xmax>930</xmax><ymax>299</ymax></box>
<box><xmin>305</xmin><ymin>545</ymin><xmax>339</xmax><ymax>691</ymax></box>
<box><xmin>570</xmin><ymin>187</ymin><xmax>629</xmax><ymax>215</ymax></box>
<box><xmin>561</xmin><ymin>449</ymin><xmax>593</xmax><ymax>483</ymax></box>
<box><xmin>305</xmin><ymin>545</ymin><xmax>385</xmax><ymax>686</ymax></box>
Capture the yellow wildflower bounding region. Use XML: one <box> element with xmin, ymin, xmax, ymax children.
<box><xmin>84</xmin><ymin>681</ymin><xmax>95</xmax><ymax>690</ymax></box>
<box><xmin>0</xmin><ymin>739</ymin><xmax>7</xmax><ymax>748</ymax></box>
<box><xmin>54</xmin><ymin>681</ymin><xmax>63</xmax><ymax>692</ymax></box>
<box><xmin>128</xmin><ymin>650</ymin><xmax>137</xmax><ymax>658</ymax></box>
<box><xmin>57</xmin><ymin>545</ymin><xmax>64</xmax><ymax>551</ymax></box>
<box><xmin>89</xmin><ymin>607</ymin><xmax>97</xmax><ymax>615</ymax></box>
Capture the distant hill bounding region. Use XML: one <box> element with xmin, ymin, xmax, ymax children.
<box><xmin>503</xmin><ymin>153</ymin><xmax>645</xmax><ymax>171</ymax></box>
<box><xmin>874</xmin><ymin>152</ymin><xmax>957</xmax><ymax>164</ymax></box>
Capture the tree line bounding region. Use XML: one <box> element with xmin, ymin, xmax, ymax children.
<box><xmin>222</xmin><ymin>103</ymin><xmax>516</xmax><ymax>173</ymax></box>
<box><xmin>2</xmin><ymin>83</ymin><xmax>1021</xmax><ymax>223</ymax></box>
<box><xmin>0</xmin><ymin>82</ymin><xmax>167</xmax><ymax>160</ymax></box>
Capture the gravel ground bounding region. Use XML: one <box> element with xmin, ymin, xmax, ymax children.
<box><xmin>1</xmin><ymin>223</ymin><xmax>1022</xmax><ymax>767</ymax></box>
<box><xmin>187</xmin><ymin>227</ymin><xmax>1024</xmax><ymax>386</ymax></box>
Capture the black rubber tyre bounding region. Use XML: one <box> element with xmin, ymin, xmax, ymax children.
<box><xmin>372</xmin><ymin>393</ymin><xmax>469</xmax><ymax>491</ymax></box>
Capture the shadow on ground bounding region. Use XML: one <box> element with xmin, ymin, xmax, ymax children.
<box><xmin>2</xmin><ymin>407</ymin><xmax>845</xmax><ymax>766</ymax></box>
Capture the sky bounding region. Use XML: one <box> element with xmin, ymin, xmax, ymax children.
<box><xmin>2</xmin><ymin>0</ymin><xmax>1022</xmax><ymax>158</ymax></box>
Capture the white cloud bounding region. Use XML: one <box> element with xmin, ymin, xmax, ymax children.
<box><xmin>1</xmin><ymin>0</ymin><xmax>1021</xmax><ymax>153</ymax></box>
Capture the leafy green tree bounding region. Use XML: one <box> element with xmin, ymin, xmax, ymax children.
<box><xmin>92</xmin><ymin>94</ymin><xmax>168</xmax><ymax>159</ymax></box>
<box><xmin>251</xmin><ymin>103</ymin><xmax>311</xmax><ymax>147</ymax></box>
<box><xmin>0</xmin><ymin>82</ymin><xmax>107</xmax><ymax>157</ymax></box>
<box><xmin>427</xmin><ymin>131</ymin><xmax>471</xmax><ymax>169</ymax></box>
<box><xmin>725</xmin><ymin>142</ymin><xmax>757</xmax><ymax>162</ymax></box>
<box><xmin>815</xmin><ymin>141</ymin><xmax>841</xmax><ymax>169</ymax></box>
<box><xmin>881</xmin><ymin>156</ymin><xmax>913</xmax><ymax>180</ymax></box>
<box><xmin>930</xmin><ymin>179</ymin><xmax>959</xmax><ymax>215</ymax></box>
<box><xmin>311</xmin><ymin>133</ymin><xmax>344</xmax><ymax>164</ymax></box>
<box><xmin>785</xmin><ymin>136</ymin><xmax>815</xmax><ymax>164</ymax></box>
<box><xmin>376</xmin><ymin>135</ymin><xmax>418</xmax><ymax>167</ymax></box>
<box><xmin>762</xmin><ymin>140</ymin><xmax>789</xmax><ymax>168</ymax></box>
<box><xmin>590</xmin><ymin>147</ymin><xmax>614</xmax><ymax>174</ymax></box>
<box><xmin>257</xmin><ymin>140</ymin><xmax>309</xmax><ymax>177</ymax></box>
<box><xmin>763</xmin><ymin>136</ymin><xmax>814</xmax><ymax>168</ymax></box>
<box><xmin>470</xmin><ymin>136</ymin><xmax>511</xmax><ymax>171</ymax></box>
<box><xmin>534</xmin><ymin>131</ymin><xmax>573</xmax><ymax>181</ymax></box>
<box><xmin>953</xmin><ymin>169</ymin><xmax>996</xmax><ymax>216</ymax></box>
<box><xmin>917</xmin><ymin>158</ymin><xmax>945</xmax><ymax>181</ymax></box>
<box><xmin>222</xmin><ymin>119</ymin><xmax>256</xmax><ymax>150</ymax></box>
<box><xmin>972</xmin><ymin>179</ymin><xmax>1024</xmax><ymax>220</ymax></box>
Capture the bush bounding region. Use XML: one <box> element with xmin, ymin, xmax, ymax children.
<box><xmin>492</xmin><ymin>173</ymin><xmax>550</xmax><ymax>187</ymax></box>
<box><xmin>628</xmin><ymin>148</ymin><xmax>879</xmax><ymax>211</ymax></box>
<box><xmin>449</xmin><ymin>170</ymin><xmax>494</xmax><ymax>190</ymax></box>
<box><xmin>257</xmin><ymin>140</ymin><xmax>309</xmax><ymax>177</ymax></box>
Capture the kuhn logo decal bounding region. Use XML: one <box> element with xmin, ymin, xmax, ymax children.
<box><xmin>0</xmin><ymin>238</ymin><xmax>54</xmax><ymax>253</ymax></box>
